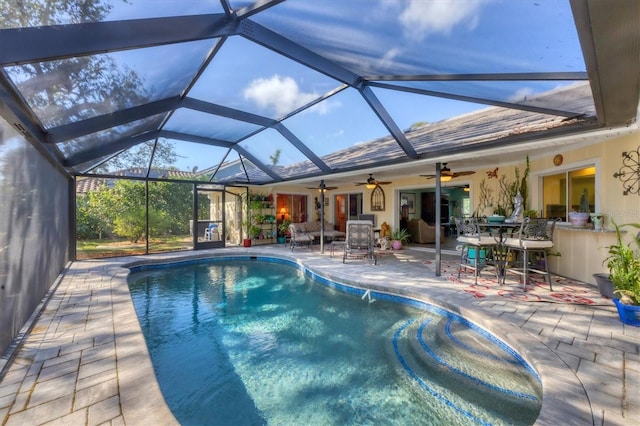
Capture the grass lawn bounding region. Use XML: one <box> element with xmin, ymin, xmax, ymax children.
<box><xmin>77</xmin><ymin>235</ymin><xmax>193</xmax><ymax>259</ymax></box>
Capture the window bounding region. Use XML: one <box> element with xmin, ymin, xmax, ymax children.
<box><xmin>542</xmin><ymin>166</ymin><xmax>595</xmax><ymax>221</ymax></box>
<box><xmin>276</xmin><ymin>194</ymin><xmax>308</xmax><ymax>224</ymax></box>
<box><xmin>462</xmin><ymin>197</ymin><xmax>471</xmax><ymax>216</ymax></box>
<box><xmin>334</xmin><ymin>193</ymin><xmax>363</xmax><ymax>232</ymax></box>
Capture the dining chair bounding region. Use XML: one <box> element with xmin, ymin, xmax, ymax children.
<box><xmin>501</xmin><ymin>218</ymin><xmax>556</xmax><ymax>290</ymax></box>
<box><xmin>455</xmin><ymin>217</ymin><xmax>498</xmax><ymax>284</ymax></box>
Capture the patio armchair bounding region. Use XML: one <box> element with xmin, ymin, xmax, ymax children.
<box><xmin>406</xmin><ymin>218</ymin><xmax>445</xmax><ymax>243</ymax></box>
<box><xmin>288</xmin><ymin>223</ymin><xmax>314</xmax><ymax>251</ymax></box>
<box><xmin>343</xmin><ymin>220</ymin><xmax>377</xmax><ymax>265</ymax></box>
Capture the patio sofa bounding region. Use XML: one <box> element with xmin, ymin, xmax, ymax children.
<box><xmin>406</xmin><ymin>218</ymin><xmax>445</xmax><ymax>244</ymax></box>
<box><xmin>291</xmin><ymin>221</ymin><xmax>346</xmax><ymax>241</ymax></box>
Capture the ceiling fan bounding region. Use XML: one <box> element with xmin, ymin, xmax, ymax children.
<box><xmin>355</xmin><ymin>174</ymin><xmax>392</xmax><ymax>187</ymax></box>
<box><xmin>421</xmin><ymin>163</ymin><xmax>475</xmax><ymax>181</ymax></box>
<box><xmin>306</xmin><ymin>182</ymin><xmax>338</xmax><ymax>191</ymax></box>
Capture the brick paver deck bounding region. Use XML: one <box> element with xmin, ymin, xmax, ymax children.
<box><xmin>1</xmin><ymin>246</ymin><xmax>638</xmax><ymax>425</ymax></box>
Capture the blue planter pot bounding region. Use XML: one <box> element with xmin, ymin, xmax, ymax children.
<box><xmin>613</xmin><ymin>298</ymin><xmax>640</xmax><ymax>327</ymax></box>
<box><xmin>468</xmin><ymin>247</ymin><xmax>487</xmax><ymax>266</ymax></box>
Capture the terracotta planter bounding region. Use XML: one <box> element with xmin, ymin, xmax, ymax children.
<box><xmin>243</xmin><ymin>238</ymin><xmax>252</xmax><ymax>247</ymax></box>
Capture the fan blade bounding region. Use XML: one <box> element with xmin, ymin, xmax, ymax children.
<box><xmin>421</xmin><ymin>169</ymin><xmax>475</xmax><ymax>179</ymax></box>
<box><xmin>355</xmin><ymin>181</ymin><xmax>391</xmax><ymax>185</ymax></box>
<box><xmin>306</xmin><ymin>186</ymin><xmax>338</xmax><ymax>190</ymax></box>
<box><xmin>452</xmin><ymin>171</ymin><xmax>476</xmax><ymax>177</ymax></box>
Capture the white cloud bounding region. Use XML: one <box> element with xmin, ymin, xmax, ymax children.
<box><xmin>243</xmin><ymin>75</ymin><xmax>319</xmax><ymax>116</ymax></box>
<box><xmin>399</xmin><ymin>0</ymin><xmax>489</xmax><ymax>40</ymax></box>
<box><xmin>509</xmin><ymin>87</ymin><xmax>535</xmax><ymax>103</ymax></box>
<box><xmin>377</xmin><ymin>47</ymin><xmax>403</xmax><ymax>70</ymax></box>
<box><xmin>306</xmin><ymin>99</ymin><xmax>340</xmax><ymax>116</ymax></box>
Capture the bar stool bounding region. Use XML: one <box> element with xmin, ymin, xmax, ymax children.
<box><xmin>455</xmin><ymin>217</ymin><xmax>498</xmax><ymax>284</ymax></box>
<box><xmin>501</xmin><ymin>218</ymin><xmax>556</xmax><ymax>290</ymax></box>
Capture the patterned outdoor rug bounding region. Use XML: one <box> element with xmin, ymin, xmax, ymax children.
<box><xmin>423</xmin><ymin>260</ymin><xmax>613</xmax><ymax>306</ymax></box>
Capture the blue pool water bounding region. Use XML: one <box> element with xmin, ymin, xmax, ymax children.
<box><xmin>128</xmin><ymin>257</ymin><xmax>542</xmax><ymax>425</ymax></box>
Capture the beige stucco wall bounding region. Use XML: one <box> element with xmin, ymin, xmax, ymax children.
<box><xmin>529</xmin><ymin>131</ymin><xmax>640</xmax><ymax>283</ymax></box>
<box><xmin>457</xmin><ymin>130</ymin><xmax>640</xmax><ymax>284</ymax></box>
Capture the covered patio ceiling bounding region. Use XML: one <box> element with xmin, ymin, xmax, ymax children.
<box><xmin>1</xmin><ymin>0</ymin><xmax>639</xmax><ymax>187</ymax></box>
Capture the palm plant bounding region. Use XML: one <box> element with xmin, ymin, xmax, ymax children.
<box><xmin>391</xmin><ymin>228</ymin><xmax>410</xmax><ymax>245</ymax></box>
<box><xmin>606</xmin><ymin>221</ymin><xmax>640</xmax><ymax>305</ymax></box>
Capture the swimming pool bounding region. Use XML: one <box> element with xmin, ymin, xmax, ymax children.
<box><xmin>128</xmin><ymin>256</ymin><xmax>542</xmax><ymax>425</ymax></box>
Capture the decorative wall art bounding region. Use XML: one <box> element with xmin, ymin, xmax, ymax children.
<box><xmin>400</xmin><ymin>192</ymin><xmax>416</xmax><ymax>214</ymax></box>
<box><xmin>613</xmin><ymin>146</ymin><xmax>640</xmax><ymax>195</ymax></box>
<box><xmin>371</xmin><ymin>185</ymin><xmax>385</xmax><ymax>211</ymax></box>
<box><xmin>553</xmin><ymin>154</ymin><xmax>563</xmax><ymax>166</ymax></box>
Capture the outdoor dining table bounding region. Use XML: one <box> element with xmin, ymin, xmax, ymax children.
<box><xmin>477</xmin><ymin>221</ymin><xmax>522</xmax><ymax>277</ymax></box>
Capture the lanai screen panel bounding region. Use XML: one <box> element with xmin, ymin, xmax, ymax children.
<box><xmin>374</xmin><ymin>81</ymin><xmax>595</xmax><ymax>118</ymax></box>
<box><xmin>5</xmin><ymin>40</ymin><xmax>215</xmax><ymax>129</ymax></box>
<box><xmin>86</xmin><ymin>141</ymin><xmax>156</xmax><ymax>175</ymax></box>
<box><xmin>282</xmin><ymin>87</ymin><xmax>405</xmax><ymax>169</ymax></box>
<box><xmin>149</xmin><ymin>139</ymin><xmax>234</xmax><ymax>181</ymax></box>
<box><xmin>57</xmin><ymin>113</ymin><xmax>166</xmax><ymax>160</ymax></box>
<box><xmin>189</xmin><ymin>36</ymin><xmax>342</xmax><ymax>119</ymax></box>
<box><xmin>370</xmin><ymin>87</ymin><xmax>490</xmax><ymax>132</ymax></box>
<box><xmin>237</xmin><ymin>128</ymin><xmax>322</xmax><ymax>179</ymax></box>
<box><xmin>163</xmin><ymin>108</ymin><xmax>262</xmax><ymax>142</ymax></box>
<box><xmin>251</xmin><ymin>0</ymin><xmax>585</xmax><ymax>75</ymax></box>
<box><xmin>0</xmin><ymin>0</ymin><xmax>223</xmax><ymax>28</ymax></box>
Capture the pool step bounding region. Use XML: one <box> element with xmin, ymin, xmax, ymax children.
<box><xmin>432</xmin><ymin>317</ymin><xmax>531</xmax><ymax>380</ymax></box>
<box><xmin>391</xmin><ymin>317</ymin><xmax>541</xmax><ymax>423</ymax></box>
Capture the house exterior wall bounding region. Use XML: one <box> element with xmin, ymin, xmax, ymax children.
<box><xmin>250</xmin><ymin>129</ymin><xmax>640</xmax><ymax>285</ymax></box>
<box><xmin>469</xmin><ymin>130</ymin><xmax>640</xmax><ymax>284</ymax></box>
<box><xmin>0</xmin><ymin>117</ymin><xmax>70</xmax><ymax>356</ymax></box>
<box><xmin>543</xmin><ymin>131</ymin><xmax>640</xmax><ymax>283</ymax></box>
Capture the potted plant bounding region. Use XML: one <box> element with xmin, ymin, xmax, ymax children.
<box><xmin>277</xmin><ymin>220</ymin><xmax>291</xmax><ymax>244</ymax></box>
<box><xmin>238</xmin><ymin>218</ymin><xmax>252</xmax><ymax>247</ymax></box>
<box><xmin>590</xmin><ymin>213</ymin><xmax>605</xmax><ymax>231</ymax></box>
<box><xmin>390</xmin><ymin>228</ymin><xmax>410</xmax><ymax>250</ymax></box>
<box><xmin>253</xmin><ymin>213</ymin><xmax>265</xmax><ymax>225</ymax></box>
<box><xmin>568</xmin><ymin>188</ymin><xmax>590</xmax><ymax>226</ymax></box>
<box><xmin>249</xmin><ymin>225</ymin><xmax>262</xmax><ymax>240</ymax></box>
<box><xmin>604</xmin><ymin>221</ymin><xmax>640</xmax><ymax>326</ymax></box>
<box><xmin>592</xmin><ymin>272</ymin><xmax>615</xmax><ymax>299</ymax></box>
